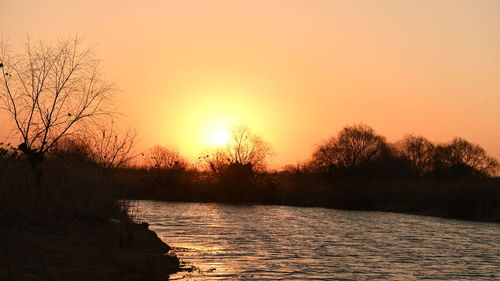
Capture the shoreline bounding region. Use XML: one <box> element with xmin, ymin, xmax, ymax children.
<box><xmin>0</xmin><ymin>214</ymin><xmax>181</xmax><ymax>281</ymax></box>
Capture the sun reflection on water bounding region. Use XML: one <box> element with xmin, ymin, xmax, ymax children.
<box><xmin>137</xmin><ymin>201</ymin><xmax>500</xmax><ymax>280</ymax></box>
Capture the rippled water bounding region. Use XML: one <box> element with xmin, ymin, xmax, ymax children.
<box><xmin>136</xmin><ymin>200</ymin><xmax>500</xmax><ymax>280</ymax></box>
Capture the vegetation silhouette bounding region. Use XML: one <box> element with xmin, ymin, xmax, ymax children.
<box><xmin>121</xmin><ymin>124</ymin><xmax>499</xmax><ymax>222</ymax></box>
<box><xmin>2</xmin><ymin>40</ymin><xmax>497</xmax><ymax>224</ymax></box>
<box><xmin>0</xmin><ymin>38</ymin><xmax>179</xmax><ymax>280</ymax></box>
<box><xmin>0</xmin><ymin>37</ymin><xmax>114</xmax><ymax>192</ymax></box>
<box><xmin>199</xmin><ymin>125</ymin><xmax>272</xmax><ymax>202</ymax></box>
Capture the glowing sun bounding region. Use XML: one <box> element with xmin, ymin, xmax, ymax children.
<box><xmin>203</xmin><ymin>122</ymin><xmax>231</xmax><ymax>146</ymax></box>
<box><xmin>209</xmin><ymin>129</ymin><xmax>230</xmax><ymax>146</ymax></box>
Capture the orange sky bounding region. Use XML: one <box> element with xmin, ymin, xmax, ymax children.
<box><xmin>2</xmin><ymin>0</ymin><xmax>500</xmax><ymax>168</ymax></box>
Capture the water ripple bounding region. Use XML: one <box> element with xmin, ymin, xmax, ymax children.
<box><xmin>136</xmin><ymin>201</ymin><xmax>500</xmax><ymax>280</ymax></box>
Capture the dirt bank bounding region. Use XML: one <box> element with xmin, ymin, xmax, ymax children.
<box><xmin>0</xmin><ymin>215</ymin><xmax>180</xmax><ymax>281</ymax></box>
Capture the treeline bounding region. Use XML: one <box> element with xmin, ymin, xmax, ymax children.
<box><xmin>2</xmin><ymin>122</ymin><xmax>498</xmax><ymax>222</ymax></box>
<box><xmin>119</xmin><ymin>124</ymin><xmax>500</xmax><ymax>222</ymax></box>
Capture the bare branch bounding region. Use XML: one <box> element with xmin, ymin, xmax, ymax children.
<box><xmin>0</xmin><ymin>37</ymin><xmax>114</xmax><ymax>165</ymax></box>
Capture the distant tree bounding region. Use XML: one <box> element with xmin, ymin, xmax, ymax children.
<box><xmin>201</xmin><ymin>125</ymin><xmax>272</xmax><ymax>174</ymax></box>
<box><xmin>312</xmin><ymin>138</ymin><xmax>339</xmax><ymax>170</ymax></box>
<box><xmin>225</xmin><ymin>125</ymin><xmax>271</xmax><ymax>170</ymax></box>
<box><xmin>146</xmin><ymin>145</ymin><xmax>186</xmax><ymax>170</ymax></box>
<box><xmin>86</xmin><ymin>121</ymin><xmax>136</xmax><ymax>176</ymax></box>
<box><xmin>147</xmin><ymin>145</ymin><xmax>187</xmax><ymax>182</ymax></box>
<box><xmin>396</xmin><ymin>135</ymin><xmax>435</xmax><ymax>177</ymax></box>
<box><xmin>336</xmin><ymin>124</ymin><xmax>388</xmax><ymax>168</ymax></box>
<box><xmin>433</xmin><ymin>137</ymin><xmax>498</xmax><ymax>177</ymax></box>
<box><xmin>312</xmin><ymin>124</ymin><xmax>388</xmax><ymax>172</ymax></box>
<box><xmin>0</xmin><ymin>37</ymin><xmax>113</xmax><ymax>189</ymax></box>
<box><xmin>201</xmin><ymin>148</ymin><xmax>226</xmax><ymax>176</ymax></box>
<box><xmin>311</xmin><ymin>137</ymin><xmax>341</xmax><ymax>185</ymax></box>
<box><xmin>201</xmin><ymin>125</ymin><xmax>272</xmax><ymax>192</ymax></box>
<box><xmin>50</xmin><ymin>137</ymin><xmax>93</xmax><ymax>163</ymax></box>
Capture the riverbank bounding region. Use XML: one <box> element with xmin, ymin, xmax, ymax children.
<box><xmin>0</xmin><ymin>213</ymin><xmax>180</xmax><ymax>281</ymax></box>
<box><xmin>0</xmin><ymin>153</ymin><xmax>181</xmax><ymax>280</ymax></box>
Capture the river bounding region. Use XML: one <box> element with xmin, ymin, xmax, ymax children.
<box><xmin>135</xmin><ymin>200</ymin><xmax>500</xmax><ymax>280</ymax></box>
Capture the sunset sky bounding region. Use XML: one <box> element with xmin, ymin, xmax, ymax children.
<box><xmin>2</xmin><ymin>0</ymin><xmax>500</xmax><ymax>168</ymax></box>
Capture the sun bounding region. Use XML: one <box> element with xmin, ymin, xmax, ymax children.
<box><xmin>202</xmin><ymin>121</ymin><xmax>231</xmax><ymax>146</ymax></box>
<box><xmin>209</xmin><ymin>128</ymin><xmax>230</xmax><ymax>146</ymax></box>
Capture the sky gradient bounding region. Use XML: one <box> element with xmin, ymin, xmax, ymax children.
<box><xmin>2</xmin><ymin>0</ymin><xmax>500</xmax><ymax>167</ymax></box>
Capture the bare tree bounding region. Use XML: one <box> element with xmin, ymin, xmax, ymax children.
<box><xmin>50</xmin><ymin>136</ymin><xmax>93</xmax><ymax>163</ymax></box>
<box><xmin>146</xmin><ymin>145</ymin><xmax>186</xmax><ymax>169</ymax></box>
<box><xmin>434</xmin><ymin>137</ymin><xmax>498</xmax><ymax>177</ymax></box>
<box><xmin>312</xmin><ymin>137</ymin><xmax>340</xmax><ymax>169</ymax></box>
<box><xmin>313</xmin><ymin>124</ymin><xmax>387</xmax><ymax>171</ymax></box>
<box><xmin>336</xmin><ymin>124</ymin><xmax>387</xmax><ymax>168</ymax></box>
<box><xmin>0</xmin><ymin>37</ymin><xmax>113</xmax><ymax>169</ymax></box>
<box><xmin>396</xmin><ymin>135</ymin><xmax>435</xmax><ymax>177</ymax></box>
<box><xmin>226</xmin><ymin>125</ymin><xmax>271</xmax><ymax>169</ymax></box>
<box><xmin>199</xmin><ymin>125</ymin><xmax>272</xmax><ymax>198</ymax></box>
<box><xmin>87</xmin><ymin>121</ymin><xmax>136</xmax><ymax>176</ymax></box>
<box><xmin>201</xmin><ymin>125</ymin><xmax>272</xmax><ymax>175</ymax></box>
<box><xmin>146</xmin><ymin>145</ymin><xmax>188</xmax><ymax>185</ymax></box>
<box><xmin>200</xmin><ymin>147</ymin><xmax>228</xmax><ymax>176</ymax></box>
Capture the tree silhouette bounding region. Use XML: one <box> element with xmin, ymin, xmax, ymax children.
<box><xmin>86</xmin><ymin>121</ymin><xmax>136</xmax><ymax>176</ymax></box>
<box><xmin>201</xmin><ymin>125</ymin><xmax>272</xmax><ymax>197</ymax></box>
<box><xmin>336</xmin><ymin>124</ymin><xmax>388</xmax><ymax>169</ymax></box>
<box><xmin>147</xmin><ymin>145</ymin><xmax>186</xmax><ymax>170</ymax></box>
<box><xmin>396</xmin><ymin>135</ymin><xmax>435</xmax><ymax>177</ymax></box>
<box><xmin>433</xmin><ymin>137</ymin><xmax>498</xmax><ymax>177</ymax></box>
<box><xmin>0</xmin><ymin>37</ymin><xmax>113</xmax><ymax>190</ymax></box>
<box><xmin>146</xmin><ymin>144</ymin><xmax>187</xmax><ymax>185</ymax></box>
<box><xmin>225</xmin><ymin>125</ymin><xmax>271</xmax><ymax>169</ymax></box>
<box><xmin>50</xmin><ymin>137</ymin><xmax>93</xmax><ymax>164</ymax></box>
<box><xmin>313</xmin><ymin>124</ymin><xmax>388</xmax><ymax>172</ymax></box>
<box><xmin>202</xmin><ymin>125</ymin><xmax>271</xmax><ymax>174</ymax></box>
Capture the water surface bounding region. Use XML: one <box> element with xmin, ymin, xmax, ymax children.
<box><xmin>136</xmin><ymin>201</ymin><xmax>500</xmax><ymax>280</ymax></box>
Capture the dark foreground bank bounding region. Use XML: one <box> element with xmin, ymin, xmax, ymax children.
<box><xmin>0</xmin><ymin>213</ymin><xmax>180</xmax><ymax>281</ymax></box>
<box><xmin>0</xmin><ymin>146</ymin><xmax>181</xmax><ymax>281</ymax></box>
